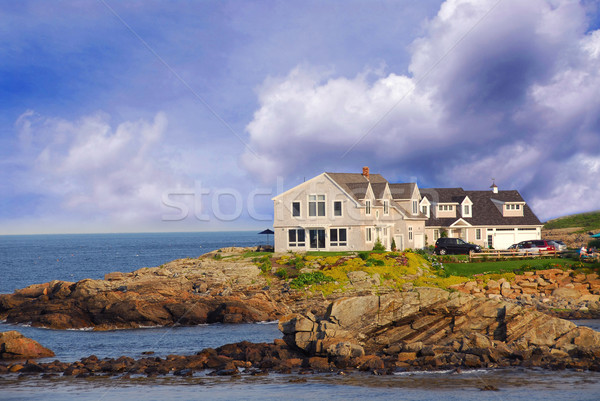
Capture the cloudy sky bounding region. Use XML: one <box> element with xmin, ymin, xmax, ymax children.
<box><xmin>2</xmin><ymin>0</ymin><xmax>599</xmax><ymax>234</ymax></box>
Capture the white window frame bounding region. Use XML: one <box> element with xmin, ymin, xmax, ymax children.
<box><xmin>308</xmin><ymin>194</ymin><xmax>326</xmax><ymax>217</ymax></box>
<box><xmin>365</xmin><ymin>200</ymin><xmax>371</xmax><ymax>216</ymax></box>
<box><xmin>476</xmin><ymin>228</ymin><xmax>481</xmax><ymax>240</ymax></box>
<box><xmin>292</xmin><ymin>201</ymin><xmax>301</xmax><ymax>217</ymax></box>
<box><xmin>383</xmin><ymin>200</ymin><xmax>389</xmax><ymax>215</ymax></box>
<box><xmin>288</xmin><ymin>229</ymin><xmax>306</xmax><ymax>247</ymax></box>
<box><xmin>412</xmin><ymin>200</ymin><xmax>418</xmax><ymax>215</ymax></box>
<box><xmin>463</xmin><ymin>205</ymin><xmax>470</xmax><ymax>217</ymax></box>
<box><xmin>408</xmin><ymin>226</ymin><xmax>413</xmax><ymax>241</ymax></box>
<box><xmin>330</xmin><ymin>228</ymin><xmax>347</xmax><ymax>247</ymax></box>
<box><xmin>366</xmin><ymin>227</ymin><xmax>373</xmax><ymax>242</ymax></box>
<box><xmin>333</xmin><ymin>201</ymin><xmax>343</xmax><ymax>217</ymax></box>
<box><xmin>433</xmin><ymin>229</ymin><xmax>439</xmax><ymax>240</ymax></box>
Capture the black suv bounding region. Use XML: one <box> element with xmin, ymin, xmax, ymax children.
<box><xmin>434</xmin><ymin>238</ymin><xmax>482</xmax><ymax>255</ymax></box>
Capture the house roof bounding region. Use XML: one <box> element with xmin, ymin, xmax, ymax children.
<box><xmin>326</xmin><ymin>172</ymin><xmax>386</xmax><ymax>201</ymax></box>
<box><xmin>423</xmin><ymin>189</ymin><xmax>542</xmax><ymax>227</ymax></box>
<box><xmin>420</xmin><ymin>188</ymin><xmax>467</xmax><ymax>204</ymax></box>
<box><xmin>389</xmin><ymin>183</ymin><xmax>416</xmax><ymax>199</ymax></box>
<box><xmin>370</xmin><ymin>183</ymin><xmax>388</xmax><ymax>199</ymax></box>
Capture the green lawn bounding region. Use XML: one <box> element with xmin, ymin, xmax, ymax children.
<box><xmin>443</xmin><ymin>258</ymin><xmax>576</xmax><ymax>276</ymax></box>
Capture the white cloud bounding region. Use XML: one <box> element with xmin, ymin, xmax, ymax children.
<box><xmin>241</xmin><ymin>0</ymin><xmax>600</xmax><ymax>220</ymax></box>
<box><xmin>15</xmin><ymin>111</ymin><xmax>192</xmax><ymax>224</ymax></box>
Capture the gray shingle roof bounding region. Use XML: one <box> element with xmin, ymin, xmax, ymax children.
<box><xmin>423</xmin><ymin>189</ymin><xmax>542</xmax><ymax>227</ymax></box>
<box><xmin>389</xmin><ymin>183</ymin><xmax>415</xmax><ymax>200</ymax></box>
<box><xmin>326</xmin><ymin>172</ymin><xmax>386</xmax><ymax>201</ymax></box>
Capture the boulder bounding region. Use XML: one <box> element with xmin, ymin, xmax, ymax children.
<box><xmin>0</xmin><ymin>331</ymin><xmax>54</xmax><ymax>359</ymax></box>
<box><xmin>279</xmin><ymin>288</ymin><xmax>600</xmax><ymax>360</ymax></box>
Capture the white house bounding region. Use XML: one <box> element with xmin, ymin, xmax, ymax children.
<box><xmin>272</xmin><ymin>168</ymin><xmax>543</xmax><ymax>252</ymax></box>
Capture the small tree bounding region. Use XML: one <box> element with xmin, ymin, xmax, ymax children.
<box><xmin>391</xmin><ymin>238</ymin><xmax>397</xmax><ymax>252</ymax></box>
<box><xmin>440</xmin><ymin>229</ymin><xmax>448</xmax><ymax>238</ymax></box>
<box><xmin>373</xmin><ymin>237</ymin><xmax>386</xmax><ymax>251</ymax></box>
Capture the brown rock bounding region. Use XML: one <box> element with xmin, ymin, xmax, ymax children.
<box><xmin>0</xmin><ymin>331</ymin><xmax>54</xmax><ymax>359</ymax></box>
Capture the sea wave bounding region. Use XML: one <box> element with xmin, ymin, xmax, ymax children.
<box><xmin>256</xmin><ymin>320</ymin><xmax>279</xmax><ymax>325</ymax></box>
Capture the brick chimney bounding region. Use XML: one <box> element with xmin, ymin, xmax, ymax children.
<box><xmin>362</xmin><ymin>166</ymin><xmax>370</xmax><ymax>180</ymax></box>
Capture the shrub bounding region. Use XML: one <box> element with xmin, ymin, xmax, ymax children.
<box><xmin>253</xmin><ymin>255</ymin><xmax>272</xmax><ymax>273</ymax></box>
<box><xmin>290</xmin><ymin>272</ymin><xmax>335</xmax><ymax>289</ymax></box>
<box><xmin>588</xmin><ymin>239</ymin><xmax>600</xmax><ymax>249</ymax></box>
<box><xmin>391</xmin><ymin>238</ymin><xmax>397</xmax><ymax>251</ymax></box>
<box><xmin>373</xmin><ymin>238</ymin><xmax>386</xmax><ymax>252</ymax></box>
<box><xmin>275</xmin><ymin>268</ymin><xmax>288</xmax><ymax>280</ymax></box>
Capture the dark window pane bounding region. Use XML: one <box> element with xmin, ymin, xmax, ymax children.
<box><xmin>309</xmin><ymin>203</ymin><xmax>316</xmax><ymax>216</ymax></box>
<box><xmin>339</xmin><ymin>229</ymin><xmax>347</xmax><ymax>242</ymax></box>
<box><xmin>330</xmin><ymin>229</ymin><xmax>338</xmax><ymax>242</ymax></box>
<box><xmin>292</xmin><ymin>202</ymin><xmax>300</xmax><ymax>216</ymax></box>
<box><xmin>317</xmin><ymin>202</ymin><xmax>325</xmax><ymax>216</ymax></box>
<box><xmin>298</xmin><ymin>229</ymin><xmax>305</xmax><ymax>242</ymax></box>
<box><xmin>334</xmin><ymin>201</ymin><xmax>342</xmax><ymax>216</ymax></box>
<box><xmin>289</xmin><ymin>230</ymin><xmax>296</xmax><ymax>242</ymax></box>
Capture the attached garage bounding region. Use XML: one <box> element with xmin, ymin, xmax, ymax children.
<box><xmin>488</xmin><ymin>228</ymin><xmax>540</xmax><ymax>249</ymax></box>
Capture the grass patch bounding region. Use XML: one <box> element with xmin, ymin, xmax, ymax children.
<box><xmin>305</xmin><ymin>251</ymin><xmax>355</xmax><ymax>257</ymax></box>
<box><xmin>444</xmin><ymin>258</ymin><xmax>575</xmax><ymax>277</ymax></box>
<box><xmin>543</xmin><ymin>210</ymin><xmax>600</xmax><ymax>232</ymax></box>
<box><xmin>242</xmin><ymin>251</ymin><xmax>273</xmax><ymax>258</ymax></box>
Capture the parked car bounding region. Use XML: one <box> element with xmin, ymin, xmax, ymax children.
<box><xmin>514</xmin><ymin>240</ymin><xmax>556</xmax><ymax>253</ymax></box>
<box><xmin>547</xmin><ymin>240</ymin><xmax>567</xmax><ymax>252</ymax></box>
<box><xmin>434</xmin><ymin>238</ymin><xmax>481</xmax><ymax>255</ymax></box>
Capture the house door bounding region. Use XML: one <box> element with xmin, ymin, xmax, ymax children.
<box><xmin>309</xmin><ymin>229</ymin><xmax>326</xmax><ymax>249</ymax></box>
<box><xmin>375</xmin><ymin>228</ymin><xmax>387</xmax><ymax>249</ymax></box>
<box><xmin>394</xmin><ymin>235</ymin><xmax>404</xmax><ymax>251</ymax></box>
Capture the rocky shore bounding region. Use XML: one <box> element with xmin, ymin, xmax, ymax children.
<box><xmin>1</xmin><ymin>247</ymin><xmax>600</xmax><ymax>378</ymax></box>
<box><xmin>449</xmin><ymin>268</ymin><xmax>600</xmax><ymax>318</ymax></box>
<box><xmin>1</xmin><ymin>288</ymin><xmax>599</xmax><ymax>378</ymax></box>
<box><xmin>0</xmin><ymin>248</ymin><xmax>290</xmax><ymax>330</ymax></box>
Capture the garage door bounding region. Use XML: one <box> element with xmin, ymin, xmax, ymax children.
<box><xmin>492</xmin><ymin>230</ymin><xmax>539</xmax><ymax>249</ymax></box>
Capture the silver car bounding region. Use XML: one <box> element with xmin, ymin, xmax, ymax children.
<box><xmin>547</xmin><ymin>240</ymin><xmax>567</xmax><ymax>252</ymax></box>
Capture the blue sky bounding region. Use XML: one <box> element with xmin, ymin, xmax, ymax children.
<box><xmin>1</xmin><ymin>0</ymin><xmax>599</xmax><ymax>234</ymax></box>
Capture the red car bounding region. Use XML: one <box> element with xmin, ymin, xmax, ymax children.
<box><xmin>516</xmin><ymin>240</ymin><xmax>556</xmax><ymax>252</ymax></box>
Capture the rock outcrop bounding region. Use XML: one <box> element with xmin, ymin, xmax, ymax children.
<box><xmin>0</xmin><ymin>331</ymin><xmax>54</xmax><ymax>360</ymax></box>
<box><xmin>0</xmin><ymin>249</ymin><xmax>287</xmax><ymax>330</ymax></box>
<box><xmin>279</xmin><ymin>287</ymin><xmax>600</xmax><ymax>370</ymax></box>
<box><xmin>449</xmin><ymin>268</ymin><xmax>600</xmax><ymax>318</ymax></box>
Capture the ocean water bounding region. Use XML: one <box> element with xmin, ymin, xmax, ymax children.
<box><xmin>1</xmin><ymin>232</ymin><xmax>599</xmax><ymax>400</ymax></box>
<box><xmin>0</xmin><ymin>231</ymin><xmax>263</xmax><ymax>294</ymax></box>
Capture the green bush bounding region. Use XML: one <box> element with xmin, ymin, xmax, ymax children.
<box><xmin>253</xmin><ymin>255</ymin><xmax>272</xmax><ymax>273</ymax></box>
<box><xmin>290</xmin><ymin>272</ymin><xmax>335</xmax><ymax>289</ymax></box>
<box><xmin>588</xmin><ymin>239</ymin><xmax>600</xmax><ymax>249</ymax></box>
<box><xmin>275</xmin><ymin>268</ymin><xmax>288</xmax><ymax>280</ymax></box>
<box><xmin>373</xmin><ymin>238</ymin><xmax>386</xmax><ymax>251</ymax></box>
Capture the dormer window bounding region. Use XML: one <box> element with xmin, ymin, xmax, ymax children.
<box><xmin>421</xmin><ymin>205</ymin><xmax>429</xmax><ymax>217</ymax></box>
<box><xmin>463</xmin><ymin>205</ymin><xmax>470</xmax><ymax>216</ymax></box>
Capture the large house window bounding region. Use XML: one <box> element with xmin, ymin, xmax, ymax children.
<box><xmin>366</xmin><ymin>227</ymin><xmax>373</xmax><ymax>242</ymax></box>
<box><xmin>412</xmin><ymin>200</ymin><xmax>418</xmax><ymax>214</ymax></box>
<box><xmin>476</xmin><ymin>228</ymin><xmax>481</xmax><ymax>240</ymax></box>
<box><xmin>309</xmin><ymin>195</ymin><xmax>326</xmax><ymax>217</ymax></box>
<box><xmin>408</xmin><ymin>226</ymin><xmax>413</xmax><ymax>241</ymax></box>
<box><xmin>330</xmin><ymin>228</ymin><xmax>347</xmax><ymax>246</ymax></box>
<box><xmin>292</xmin><ymin>201</ymin><xmax>301</xmax><ymax>217</ymax></box>
<box><xmin>288</xmin><ymin>229</ymin><xmax>305</xmax><ymax>247</ymax></box>
<box><xmin>333</xmin><ymin>201</ymin><xmax>342</xmax><ymax>217</ymax></box>
<box><xmin>433</xmin><ymin>229</ymin><xmax>439</xmax><ymax>240</ymax></box>
<box><xmin>383</xmin><ymin>200</ymin><xmax>389</xmax><ymax>215</ymax></box>
<box><xmin>365</xmin><ymin>200</ymin><xmax>371</xmax><ymax>215</ymax></box>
